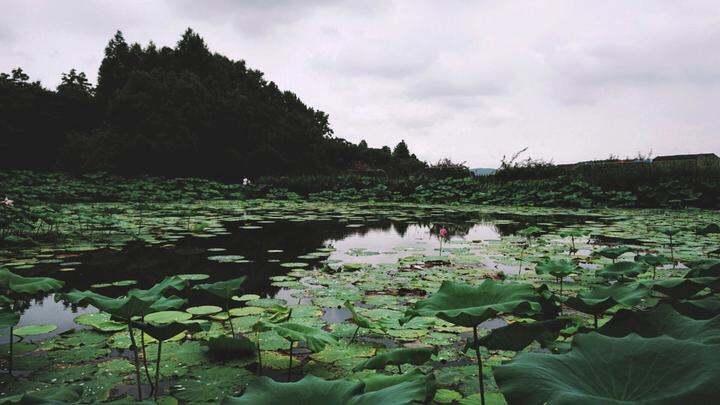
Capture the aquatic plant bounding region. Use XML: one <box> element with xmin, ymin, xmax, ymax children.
<box><xmin>635</xmin><ymin>253</ymin><xmax>671</xmax><ymax>279</ymax></box>
<box><xmin>599</xmin><ymin>304</ymin><xmax>720</xmax><ymax>343</ymax></box>
<box><xmin>401</xmin><ymin>280</ymin><xmax>542</xmax><ymax>405</ymax></box>
<box><xmin>534</xmin><ymin>259</ymin><xmax>579</xmax><ymax>295</ymax></box>
<box><xmin>563</xmin><ymin>282</ymin><xmax>650</xmax><ymax>329</ymax></box>
<box><xmin>194</xmin><ymin>276</ymin><xmax>247</xmax><ymax>337</ymax></box>
<box><xmin>493</xmin><ymin>333</ymin><xmax>720</xmax><ymax>404</ymax></box>
<box><xmin>438</xmin><ymin>227</ymin><xmax>448</xmax><ymax>256</ymax></box>
<box><xmin>344</xmin><ymin>300</ymin><xmax>386</xmax><ymax>343</ymax></box>
<box><xmin>593</xmin><ymin>246</ymin><xmax>633</xmax><ymax>263</ymax></box>
<box><xmin>352</xmin><ymin>347</ymin><xmax>435</xmax><ymax>373</ymax></box>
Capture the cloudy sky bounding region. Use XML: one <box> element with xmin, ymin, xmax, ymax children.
<box><xmin>2</xmin><ymin>1</ymin><xmax>719</xmax><ymax>167</ymax></box>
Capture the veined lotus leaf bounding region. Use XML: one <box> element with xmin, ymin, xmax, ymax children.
<box><xmin>593</xmin><ymin>246</ymin><xmax>633</xmax><ymax>261</ymax></box>
<box><xmin>186</xmin><ymin>305</ymin><xmax>222</xmax><ymax>316</ymax></box>
<box><xmin>360</xmin><ymin>369</ymin><xmax>437</xmax><ymax>402</ymax></box>
<box><xmin>147</xmin><ymin>295</ymin><xmax>187</xmax><ymax>312</ymax></box>
<box><xmin>0</xmin><ymin>386</ymin><xmax>82</xmax><ymax>404</ymax></box>
<box><xmin>266</xmin><ymin>305</ymin><xmax>292</xmax><ymax>323</ymax></box>
<box><xmin>0</xmin><ymin>308</ymin><xmax>19</xmax><ymax>329</ymax></box>
<box><xmin>61</xmin><ymin>290</ymin><xmax>159</xmax><ymax>321</ymax></box>
<box><xmin>534</xmin><ymin>259</ymin><xmax>579</xmax><ymax>278</ymax></box>
<box><xmin>0</xmin><ymin>268</ymin><xmax>64</xmax><ymax>294</ymax></box>
<box><xmin>684</xmin><ymin>259</ymin><xmax>720</xmax><ymax>278</ymax></box>
<box><xmin>697</xmin><ymin>224</ymin><xmax>720</xmax><ymax>235</ymax></box>
<box><xmin>400</xmin><ymin>280</ymin><xmax>542</xmax><ymax>327</ymax></box>
<box><xmin>644</xmin><ymin>277</ymin><xmax>718</xmax><ymax>299</ymax></box>
<box><xmin>221</xmin><ymin>374</ymin><xmax>430</xmax><ymax>405</ymax></box>
<box><xmin>128</xmin><ymin>276</ymin><xmax>188</xmax><ymax>299</ymax></box>
<box><xmin>599</xmin><ymin>304</ymin><xmax>720</xmax><ymax>343</ymax></box>
<box><xmin>597</xmin><ymin>261</ymin><xmax>648</xmax><ymax>280</ymax></box>
<box><xmin>132</xmin><ymin>319</ymin><xmax>203</xmax><ymax>341</ymax></box>
<box><xmin>563</xmin><ymin>282</ymin><xmax>649</xmax><ymax>315</ymax></box>
<box><xmin>194</xmin><ymin>276</ymin><xmax>247</xmax><ymax>300</ymax></box>
<box><xmin>344</xmin><ymin>300</ymin><xmax>385</xmax><ymax>331</ymax></box>
<box><xmin>469</xmin><ymin>318</ymin><xmax>570</xmax><ymax>352</ymax></box>
<box><xmin>493</xmin><ymin>333</ymin><xmax>720</xmax><ymax>405</ymax></box>
<box><xmin>205</xmin><ymin>335</ymin><xmax>256</xmax><ymax>359</ymax></box>
<box><xmin>352</xmin><ymin>347</ymin><xmax>435</xmax><ymax>371</ymax></box>
<box><xmin>13</xmin><ymin>324</ymin><xmax>57</xmax><ymax>337</ymax></box>
<box><xmin>144</xmin><ymin>310</ymin><xmax>192</xmax><ymax>324</ymax></box>
<box><xmin>671</xmin><ymin>294</ymin><xmax>720</xmax><ymax>319</ymax></box>
<box><xmin>257</xmin><ymin>321</ymin><xmax>338</xmax><ymax>352</ymax></box>
<box><xmin>74</xmin><ymin>312</ymin><xmax>126</xmax><ymax>332</ymax></box>
<box><xmin>635</xmin><ymin>254</ymin><xmax>671</xmax><ymax>267</ymax></box>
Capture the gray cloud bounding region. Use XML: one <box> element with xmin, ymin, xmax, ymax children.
<box><xmin>1</xmin><ymin>0</ymin><xmax>718</xmax><ymax>167</ymax></box>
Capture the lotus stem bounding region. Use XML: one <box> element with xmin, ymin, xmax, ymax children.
<box><xmin>593</xmin><ymin>315</ymin><xmax>598</xmax><ymax>330</ymax></box>
<box><xmin>560</xmin><ymin>277</ymin><xmax>563</xmax><ymax>296</ymax></box>
<box><xmin>128</xmin><ymin>324</ymin><xmax>144</xmax><ymax>401</ymax></box>
<box><xmin>473</xmin><ymin>325</ymin><xmax>486</xmax><ymax>405</ymax></box>
<box><xmin>226</xmin><ymin>299</ymin><xmax>236</xmax><ymax>338</ymax></box>
<box><xmin>349</xmin><ymin>325</ymin><xmax>360</xmax><ymax>343</ymax></box>
<box><xmin>670</xmin><ymin>235</ymin><xmax>676</xmax><ymax>268</ymax></box>
<box><xmin>653</xmin><ymin>266</ymin><xmax>657</xmax><ymax>280</ymax></box>
<box><xmin>397</xmin><ymin>364</ymin><xmax>402</xmax><ymax>374</ymax></box>
<box><xmin>8</xmin><ymin>326</ymin><xmax>12</xmax><ymax>375</ymax></box>
<box><xmin>140</xmin><ymin>317</ymin><xmax>155</xmax><ymax>394</ymax></box>
<box><xmin>287</xmin><ymin>340</ymin><xmax>293</xmax><ymax>380</ymax></box>
<box><xmin>154</xmin><ymin>340</ymin><xmax>162</xmax><ymax>401</ymax></box>
<box><xmin>256</xmin><ymin>331</ymin><xmax>262</xmax><ymax>376</ymax></box>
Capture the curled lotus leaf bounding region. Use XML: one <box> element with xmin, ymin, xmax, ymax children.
<box><xmin>562</xmin><ymin>282</ymin><xmax>649</xmax><ymax>315</ymax></box>
<box><xmin>597</xmin><ymin>261</ymin><xmax>648</xmax><ymax>280</ymax></box>
<box><xmin>352</xmin><ymin>347</ymin><xmax>435</xmax><ymax>371</ymax></box>
<box><xmin>534</xmin><ymin>259</ymin><xmax>579</xmax><ymax>278</ymax></box>
<box><xmin>593</xmin><ymin>246</ymin><xmax>633</xmax><ymax>260</ymax></box>
<box><xmin>671</xmin><ymin>295</ymin><xmax>720</xmax><ymax>319</ymax></box>
<box><xmin>256</xmin><ymin>320</ymin><xmax>338</xmax><ymax>353</ymax></box>
<box><xmin>684</xmin><ymin>259</ymin><xmax>720</xmax><ymax>278</ymax></box>
<box><xmin>194</xmin><ymin>276</ymin><xmax>247</xmax><ymax>300</ymax></box>
<box><xmin>221</xmin><ymin>374</ymin><xmax>430</xmax><ymax>405</ymax></box>
<box><xmin>644</xmin><ymin>277</ymin><xmax>718</xmax><ymax>299</ymax></box>
<box><xmin>468</xmin><ymin>318</ymin><xmax>570</xmax><ymax>352</ymax></box>
<box><xmin>494</xmin><ymin>333</ymin><xmax>720</xmax><ymax>405</ymax></box>
<box><xmin>599</xmin><ymin>304</ymin><xmax>720</xmax><ymax>344</ymax></box>
<box><xmin>400</xmin><ymin>280</ymin><xmax>542</xmax><ymax>327</ymax></box>
<box><xmin>0</xmin><ymin>268</ymin><xmax>64</xmax><ymax>294</ymax></box>
<box><xmin>0</xmin><ymin>386</ymin><xmax>82</xmax><ymax>404</ymax></box>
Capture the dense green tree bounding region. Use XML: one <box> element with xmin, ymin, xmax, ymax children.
<box><xmin>1</xmin><ymin>29</ymin><xmax>426</xmax><ymax>178</ymax></box>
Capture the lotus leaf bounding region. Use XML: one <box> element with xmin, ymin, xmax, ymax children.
<box><xmin>0</xmin><ymin>268</ymin><xmax>64</xmax><ymax>294</ymax></box>
<box><xmin>194</xmin><ymin>276</ymin><xmax>247</xmax><ymax>300</ymax></box>
<box><xmin>401</xmin><ymin>280</ymin><xmax>542</xmax><ymax>328</ymax></box>
<box><xmin>494</xmin><ymin>333</ymin><xmax>720</xmax><ymax>404</ymax></box>
<box><xmin>599</xmin><ymin>304</ymin><xmax>720</xmax><ymax>343</ymax></box>
<box><xmin>352</xmin><ymin>347</ymin><xmax>435</xmax><ymax>371</ymax></box>
<box><xmin>221</xmin><ymin>374</ymin><xmax>430</xmax><ymax>405</ymax></box>
<box><xmin>257</xmin><ymin>321</ymin><xmax>337</xmax><ymax>352</ymax></box>
<box><xmin>13</xmin><ymin>324</ymin><xmax>57</xmax><ymax>337</ymax></box>
<box><xmin>597</xmin><ymin>261</ymin><xmax>648</xmax><ymax>280</ymax></box>
<box><xmin>563</xmin><ymin>282</ymin><xmax>649</xmax><ymax>316</ymax></box>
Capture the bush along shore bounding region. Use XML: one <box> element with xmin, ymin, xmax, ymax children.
<box><xmin>2</xmin><ymin>168</ymin><xmax>718</xmax><ymax>209</ymax></box>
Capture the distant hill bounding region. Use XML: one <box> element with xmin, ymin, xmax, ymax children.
<box><xmin>471</xmin><ymin>168</ymin><xmax>496</xmax><ymax>176</ymax></box>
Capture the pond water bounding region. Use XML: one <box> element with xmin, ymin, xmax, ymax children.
<box><xmin>2</xmin><ymin>212</ymin><xmax>584</xmax><ymax>342</ymax></box>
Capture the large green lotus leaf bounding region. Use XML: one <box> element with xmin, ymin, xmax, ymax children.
<box><xmin>685</xmin><ymin>259</ymin><xmax>720</xmax><ymax>278</ymax></box>
<box><xmin>0</xmin><ymin>268</ymin><xmax>64</xmax><ymax>294</ymax></box>
<box><xmin>671</xmin><ymin>294</ymin><xmax>720</xmax><ymax>319</ymax></box>
<box><xmin>597</xmin><ymin>261</ymin><xmax>648</xmax><ymax>280</ymax></box>
<box><xmin>563</xmin><ymin>282</ymin><xmax>649</xmax><ymax>315</ymax></box>
<box><xmin>144</xmin><ymin>310</ymin><xmax>192</xmax><ymax>324</ymax></box>
<box><xmin>644</xmin><ymin>277</ymin><xmax>718</xmax><ymax>299</ymax></box>
<box><xmin>205</xmin><ymin>335</ymin><xmax>256</xmax><ymax>359</ymax></box>
<box><xmin>494</xmin><ymin>333</ymin><xmax>720</xmax><ymax>404</ymax></box>
<box><xmin>258</xmin><ymin>321</ymin><xmax>337</xmax><ymax>352</ymax></box>
<box><xmin>401</xmin><ymin>280</ymin><xmax>542</xmax><ymax>327</ymax></box>
<box><xmin>74</xmin><ymin>312</ymin><xmax>126</xmax><ymax>332</ymax></box>
<box><xmin>195</xmin><ymin>276</ymin><xmax>247</xmax><ymax>300</ymax></box>
<box><xmin>534</xmin><ymin>259</ymin><xmax>579</xmax><ymax>277</ymax></box>
<box><xmin>13</xmin><ymin>324</ymin><xmax>57</xmax><ymax>337</ymax></box>
<box><xmin>344</xmin><ymin>300</ymin><xmax>384</xmax><ymax>331</ymax></box>
<box><xmin>0</xmin><ymin>386</ymin><xmax>82</xmax><ymax>404</ymax></box>
<box><xmin>472</xmin><ymin>318</ymin><xmax>569</xmax><ymax>352</ymax></box>
<box><xmin>147</xmin><ymin>295</ymin><xmax>187</xmax><ymax>312</ymax></box>
<box><xmin>635</xmin><ymin>253</ymin><xmax>671</xmax><ymax>267</ymax></box>
<box><xmin>62</xmin><ymin>290</ymin><xmax>157</xmax><ymax>320</ymax></box>
<box><xmin>594</xmin><ymin>246</ymin><xmax>633</xmax><ymax>260</ymax></box>
<box><xmin>131</xmin><ymin>319</ymin><xmax>202</xmax><ymax>341</ymax></box>
<box><xmin>221</xmin><ymin>374</ymin><xmax>430</xmax><ymax>405</ymax></box>
<box><xmin>353</xmin><ymin>347</ymin><xmax>434</xmax><ymax>371</ymax></box>
<box><xmin>360</xmin><ymin>369</ymin><xmax>436</xmax><ymax>402</ymax></box>
<box><xmin>0</xmin><ymin>308</ymin><xmax>19</xmax><ymax>329</ymax></box>
<box><xmin>599</xmin><ymin>304</ymin><xmax>720</xmax><ymax>343</ymax></box>
<box><xmin>128</xmin><ymin>275</ymin><xmax>188</xmax><ymax>298</ymax></box>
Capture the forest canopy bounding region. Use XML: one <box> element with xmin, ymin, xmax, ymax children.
<box><xmin>0</xmin><ymin>29</ymin><xmax>427</xmax><ymax>179</ymax></box>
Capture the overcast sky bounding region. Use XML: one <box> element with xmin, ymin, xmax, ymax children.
<box><xmin>2</xmin><ymin>1</ymin><xmax>719</xmax><ymax>167</ymax></box>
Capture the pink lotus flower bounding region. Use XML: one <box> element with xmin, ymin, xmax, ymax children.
<box><xmin>439</xmin><ymin>228</ymin><xmax>448</xmax><ymax>238</ymax></box>
<box><xmin>2</xmin><ymin>197</ymin><xmax>12</xmax><ymax>207</ymax></box>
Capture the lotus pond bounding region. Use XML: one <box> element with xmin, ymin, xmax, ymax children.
<box><xmin>2</xmin><ymin>200</ymin><xmax>720</xmax><ymax>404</ymax></box>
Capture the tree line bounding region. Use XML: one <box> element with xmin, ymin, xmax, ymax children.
<box><xmin>0</xmin><ymin>29</ymin><xmax>427</xmax><ymax>179</ymax></box>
